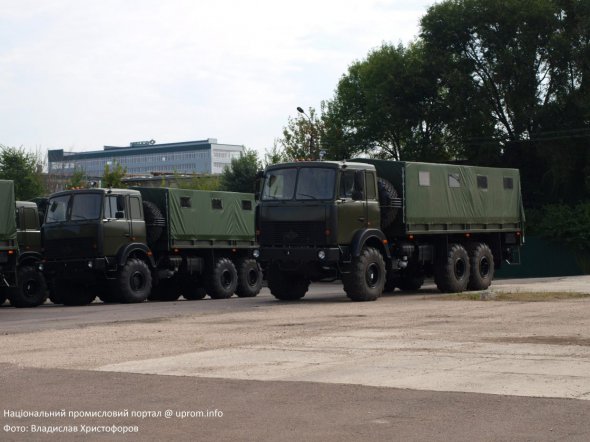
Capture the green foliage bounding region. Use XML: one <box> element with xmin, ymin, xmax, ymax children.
<box><xmin>66</xmin><ymin>168</ymin><xmax>87</xmax><ymax>189</ymax></box>
<box><xmin>279</xmin><ymin>106</ymin><xmax>324</xmax><ymax>160</ymax></box>
<box><xmin>323</xmin><ymin>42</ymin><xmax>457</xmax><ymax>161</ymax></box>
<box><xmin>0</xmin><ymin>145</ymin><xmax>44</xmax><ymax>200</ymax></box>
<box><xmin>528</xmin><ymin>203</ymin><xmax>590</xmax><ymax>251</ymax></box>
<box><xmin>175</xmin><ymin>174</ymin><xmax>220</xmax><ymax>191</ymax></box>
<box><xmin>264</xmin><ymin>141</ymin><xmax>290</xmax><ymax>167</ymax></box>
<box><xmin>219</xmin><ymin>149</ymin><xmax>260</xmax><ymax>193</ymax></box>
<box><xmin>420</xmin><ymin>0</ymin><xmax>590</xmax><ymax>148</ymax></box>
<box><xmin>102</xmin><ymin>162</ymin><xmax>127</xmax><ymax>188</ymax></box>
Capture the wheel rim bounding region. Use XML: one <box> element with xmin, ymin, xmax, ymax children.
<box><xmin>454</xmin><ymin>258</ymin><xmax>466</xmax><ymax>280</ymax></box>
<box><xmin>479</xmin><ymin>256</ymin><xmax>490</xmax><ymax>278</ymax></box>
<box><xmin>221</xmin><ymin>269</ymin><xmax>233</xmax><ymax>288</ymax></box>
<box><xmin>24</xmin><ymin>279</ymin><xmax>38</xmax><ymax>298</ymax></box>
<box><xmin>131</xmin><ymin>271</ymin><xmax>145</xmax><ymax>291</ymax></box>
<box><xmin>365</xmin><ymin>263</ymin><xmax>380</xmax><ymax>288</ymax></box>
<box><xmin>246</xmin><ymin>268</ymin><xmax>258</xmax><ymax>286</ymax></box>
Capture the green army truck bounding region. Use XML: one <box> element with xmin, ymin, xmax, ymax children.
<box><xmin>256</xmin><ymin>159</ymin><xmax>524</xmax><ymax>302</ymax></box>
<box><xmin>0</xmin><ymin>180</ymin><xmax>47</xmax><ymax>308</ymax></box>
<box><xmin>41</xmin><ymin>187</ymin><xmax>262</xmax><ymax>305</ymax></box>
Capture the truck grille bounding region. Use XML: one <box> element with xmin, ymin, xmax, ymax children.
<box><xmin>44</xmin><ymin>237</ymin><xmax>97</xmax><ymax>259</ymax></box>
<box><xmin>259</xmin><ymin>221</ymin><xmax>325</xmax><ymax>246</ymax></box>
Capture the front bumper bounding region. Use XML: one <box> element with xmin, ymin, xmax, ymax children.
<box><xmin>259</xmin><ymin>246</ymin><xmax>341</xmax><ymax>266</ymax></box>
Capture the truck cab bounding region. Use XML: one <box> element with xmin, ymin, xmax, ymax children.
<box><xmin>258</xmin><ymin>161</ymin><xmax>391</xmax><ymax>300</ymax></box>
<box><xmin>42</xmin><ymin>188</ymin><xmax>153</xmax><ymax>305</ymax></box>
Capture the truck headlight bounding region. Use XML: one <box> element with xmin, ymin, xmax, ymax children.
<box><xmin>87</xmin><ymin>260</ymin><xmax>94</xmax><ymax>269</ymax></box>
<box><xmin>318</xmin><ymin>250</ymin><xmax>326</xmax><ymax>260</ymax></box>
<box><xmin>253</xmin><ymin>249</ymin><xmax>260</xmax><ymax>258</ymax></box>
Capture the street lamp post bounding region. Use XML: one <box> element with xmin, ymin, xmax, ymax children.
<box><xmin>297</xmin><ymin>106</ymin><xmax>316</xmax><ymax>160</ymax></box>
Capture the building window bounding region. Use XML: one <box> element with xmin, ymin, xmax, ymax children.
<box><xmin>503</xmin><ymin>177</ymin><xmax>514</xmax><ymax>189</ymax></box>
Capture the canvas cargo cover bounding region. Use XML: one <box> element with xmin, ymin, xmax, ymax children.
<box><xmin>136</xmin><ymin>187</ymin><xmax>255</xmax><ymax>242</ymax></box>
<box><xmin>354</xmin><ymin>159</ymin><xmax>524</xmax><ymax>232</ymax></box>
<box><xmin>0</xmin><ymin>180</ymin><xmax>17</xmax><ymax>242</ymax></box>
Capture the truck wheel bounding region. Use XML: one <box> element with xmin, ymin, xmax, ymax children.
<box><xmin>118</xmin><ymin>258</ymin><xmax>152</xmax><ymax>303</ymax></box>
<box><xmin>9</xmin><ymin>266</ymin><xmax>48</xmax><ymax>308</ymax></box>
<box><xmin>148</xmin><ymin>278</ymin><xmax>180</xmax><ymax>301</ymax></box>
<box><xmin>235</xmin><ymin>259</ymin><xmax>263</xmax><ymax>298</ymax></box>
<box><xmin>467</xmin><ymin>243</ymin><xmax>494</xmax><ymax>291</ymax></box>
<box><xmin>398</xmin><ymin>274</ymin><xmax>425</xmax><ymax>291</ymax></box>
<box><xmin>207</xmin><ymin>258</ymin><xmax>238</xmax><ymax>299</ymax></box>
<box><xmin>342</xmin><ymin>246</ymin><xmax>385</xmax><ymax>302</ymax></box>
<box><xmin>267</xmin><ymin>267</ymin><xmax>309</xmax><ymax>301</ymax></box>
<box><xmin>377</xmin><ymin>178</ymin><xmax>399</xmax><ymax>230</ymax></box>
<box><xmin>435</xmin><ymin>244</ymin><xmax>471</xmax><ymax>293</ymax></box>
<box><xmin>143</xmin><ymin>200</ymin><xmax>165</xmax><ymax>245</ymax></box>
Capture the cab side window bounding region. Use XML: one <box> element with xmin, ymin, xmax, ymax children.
<box><xmin>105</xmin><ymin>195</ymin><xmax>126</xmax><ymax>219</ymax></box>
<box><xmin>339</xmin><ymin>171</ymin><xmax>356</xmax><ymax>198</ymax></box>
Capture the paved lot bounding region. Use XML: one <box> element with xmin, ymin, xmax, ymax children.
<box><xmin>1</xmin><ymin>276</ymin><xmax>590</xmax><ymax>440</ymax></box>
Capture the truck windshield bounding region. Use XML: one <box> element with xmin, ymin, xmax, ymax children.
<box><xmin>45</xmin><ymin>194</ymin><xmax>102</xmax><ymax>223</ymax></box>
<box><xmin>262</xmin><ymin>167</ymin><xmax>336</xmax><ymax>201</ymax></box>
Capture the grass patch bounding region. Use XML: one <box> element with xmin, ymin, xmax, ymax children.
<box><xmin>435</xmin><ymin>291</ymin><xmax>590</xmax><ymax>302</ymax></box>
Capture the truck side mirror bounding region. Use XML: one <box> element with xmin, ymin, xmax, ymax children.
<box><xmin>254</xmin><ymin>170</ymin><xmax>264</xmax><ymax>201</ymax></box>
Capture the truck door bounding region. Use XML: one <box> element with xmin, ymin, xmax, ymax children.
<box><xmin>19</xmin><ymin>206</ymin><xmax>41</xmax><ymax>252</ymax></box>
<box><xmin>128</xmin><ymin>195</ymin><xmax>146</xmax><ymax>244</ymax></box>
<box><xmin>103</xmin><ymin>194</ymin><xmax>131</xmax><ymax>256</ymax></box>
<box><xmin>337</xmin><ymin>170</ymin><xmax>368</xmax><ymax>243</ymax></box>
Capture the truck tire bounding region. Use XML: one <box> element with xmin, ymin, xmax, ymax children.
<box><xmin>207</xmin><ymin>258</ymin><xmax>238</xmax><ymax>299</ymax></box>
<box><xmin>267</xmin><ymin>267</ymin><xmax>309</xmax><ymax>301</ymax></box>
<box><xmin>117</xmin><ymin>258</ymin><xmax>152</xmax><ymax>303</ymax></box>
<box><xmin>435</xmin><ymin>244</ymin><xmax>471</xmax><ymax>293</ymax></box>
<box><xmin>143</xmin><ymin>200</ymin><xmax>165</xmax><ymax>245</ymax></box>
<box><xmin>9</xmin><ymin>266</ymin><xmax>48</xmax><ymax>308</ymax></box>
<box><xmin>377</xmin><ymin>178</ymin><xmax>399</xmax><ymax>230</ymax></box>
<box><xmin>148</xmin><ymin>278</ymin><xmax>180</xmax><ymax>302</ymax></box>
<box><xmin>235</xmin><ymin>259</ymin><xmax>263</xmax><ymax>298</ymax></box>
<box><xmin>342</xmin><ymin>246</ymin><xmax>385</xmax><ymax>302</ymax></box>
<box><xmin>467</xmin><ymin>243</ymin><xmax>494</xmax><ymax>291</ymax></box>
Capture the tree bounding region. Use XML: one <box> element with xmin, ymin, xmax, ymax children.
<box><xmin>321</xmin><ymin>43</ymin><xmax>457</xmax><ymax>161</ymax></box>
<box><xmin>263</xmin><ymin>140</ymin><xmax>289</xmax><ymax>167</ymax></box>
<box><xmin>219</xmin><ymin>149</ymin><xmax>260</xmax><ymax>193</ymax></box>
<box><xmin>420</xmin><ymin>0</ymin><xmax>590</xmax><ymax>147</ymax></box>
<box><xmin>0</xmin><ymin>146</ymin><xmax>44</xmax><ymax>200</ymax></box>
<box><xmin>66</xmin><ymin>168</ymin><xmax>88</xmax><ymax>189</ymax></box>
<box><xmin>175</xmin><ymin>173</ymin><xmax>220</xmax><ymax>191</ymax></box>
<box><xmin>102</xmin><ymin>162</ymin><xmax>127</xmax><ymax>188</ymax></box>
<box><xmin>279</xmin><ymin>107</ymin><xmax>323</xmax><ymax>160</ymax></box>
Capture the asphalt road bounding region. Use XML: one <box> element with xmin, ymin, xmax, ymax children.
<box><xmin>1</xmin><ymin>276</ymin><xmax>590</xmax><ymax>441</ymax></box>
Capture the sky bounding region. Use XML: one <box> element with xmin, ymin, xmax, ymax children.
<box><xmin>0</xmin><ymin>0</ymin><xmax>437</xmax><ymax>158</ymax></box>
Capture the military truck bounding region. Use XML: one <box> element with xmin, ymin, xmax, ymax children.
<box><xmin>0</xmin><ymin>180</ymin><xmax>47</xmax><ymax>308</ymax></box>
<box><xmin>256</xmin><ymin>159</ymin><xmax>524</xmax><ymax>302</ymax></box>
<box><xmin>41</xmin><ymin>187</ymin><xmax>262</xmax><ymax>305</ymax></box>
